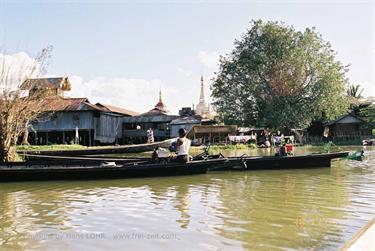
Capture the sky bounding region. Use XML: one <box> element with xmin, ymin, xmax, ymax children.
<box><xmin>0</xmin><ymin>0</ymin><xmax>374</xmax><ymax>114</ymax></box>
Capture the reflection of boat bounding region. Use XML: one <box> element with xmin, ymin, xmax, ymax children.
<box><xmin>0</xmin><ymin>158</ymin><xmax>231</xmax><ymax>182</ymax></box>
<box><xmin>17</xmin><ymin>139</ymin><xmax>173</xmax><ymax>156</ymax></box>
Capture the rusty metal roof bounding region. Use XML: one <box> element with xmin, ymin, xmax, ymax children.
<box><xmin>139</xmin><ymin>107</ymin><xmax>170</xmax><ymax>116</ymax></box>
<box><xmin>42</xmin><ymin>97</ymin><xmax>104</xmax><ymax>112</ymax></box>
<box><xmin>95</xmin><ymin>103</ymin><xmax>139</xmax><ymax>116</ymax></box>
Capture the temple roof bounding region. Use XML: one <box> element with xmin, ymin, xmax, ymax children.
<box><xmin>140</xmin><ymin>107</ymin><xmax>169</xmax><ymax>116</ymax></box>
<box><xmin>154</xmin><ymin>88</ymin><xmax>167</xmax><ymax>112</ymax></box>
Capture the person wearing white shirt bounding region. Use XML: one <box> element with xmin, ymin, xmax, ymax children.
<box><xmin>175</xmin><ymin>128</ymin><xmax>191</xmax><ymax>163</ymax></box>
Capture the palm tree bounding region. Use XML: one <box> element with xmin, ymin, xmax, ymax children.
<box><xmin>347</xmin><ymin>84</ymin><xmax>364</xmax><ymax>98</ymax></box>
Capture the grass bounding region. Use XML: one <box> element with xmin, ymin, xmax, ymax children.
<box><xmin>208</xmin><ymin>144</ymin><xmax>257</xmax><ymax>151</ymax></box>
<box><xmin>16</xmin><ymin>142</ymin><xmax>258</xmax><ymax>153</ymax></box>
<box><xmin>189</xmin><ymin>144</ymin><xmax>258</xmax><ymax>155</ymax></box>
<box><xmin>16</xmin><ymin>144</ymin><xmax>87</xmax><ymax>151</ymax></box>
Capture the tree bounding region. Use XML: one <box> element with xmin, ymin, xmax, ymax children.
<box><xmin>211</xmin><ymin>20</ymin><xmax>349</xmax><ymax>130</ymax></box>
<box><xmin>346</xmin><ymin>84</ymin><xmax>364</xmax><ymax>99</ymax></box>
<box><xmin>360</xmin><ymin>104</ymin><xmax>375</xmax><ymax>125</ymax></box>
<box><xmin>0</xmin><ymin>47</ymin><xmax>54</xmax><ymax>162</ymax></box>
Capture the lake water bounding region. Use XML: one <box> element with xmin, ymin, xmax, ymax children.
<box><xmin>0</xmin><ymin>146</ymin><xmax>374</xmax><ymax>250</ymax></box>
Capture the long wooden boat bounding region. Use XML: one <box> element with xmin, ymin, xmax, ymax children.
<box><xmin>0</xmin><ymin>152</ymin><xmax>349</xmax><ymax>182</ymax></box>
<box><xmin>17</xmin><ymin>139</ymin><xmax>173</xmax><ymax>157</ymax></box>
<box><xmin>0</xmin><ymin>158</ymin><xmax>230</xmax><ymax>182</ymax></box>
<box><xmin>224</xmin><ymin>152</ymin><xmax>349</xmax><ymax>171</ymax></box>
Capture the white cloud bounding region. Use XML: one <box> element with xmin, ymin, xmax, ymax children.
<box><xmin>0</xmin><ymin>51</ymin><xmax>41</xmax><ymax>89</ymax></box>
<box><xmin>66</xmin><ymin>76</ymin><xmax>175</xmax><ymax>113</ymax></box>
<box><xmin>0</xmin><ymin>51</ymin><xmax>212</xmax><ymax>114</ymax></box>
<box><xmin>359</xmin><ymin>81</ymin><xmax>375</xmax><ymax>97</ymax></box>
<box><xmin>197</xmin><ymin>51</ymin><xmax>220</xmax><ymax>69</ymax></box>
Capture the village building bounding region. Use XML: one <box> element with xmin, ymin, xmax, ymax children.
<box><xmin>323</xmin><ymin>114</ymin><xmax>371</xmax><ymax>141</ymax></box>
<box><xmin>22</xmin><ymin>77</ymin><xmax>136</xmax><ymax>146</ymax></box>
<box><xmin>23</xmin><ymin>77</ymin><xmax>237</xmax><ymax>146</ymax></box>
<box><xmin>307</xmin><ymin>113</ymin><xmax>372</xmax><ymax>143</ymax></box>
<box><xmin>170</xmin><ymin>116</ymin><xmax>201</xmax><ymax>138</ymax></box>
<box><xmin>187</xmin><ymin>125</ymin><xmax>238</xmax><ymax>144</ymax></box>
<box><xmin>179</xmin><ymin>107</ymin><xmax>195</xmax><ymax>117</ymax></box>
<box><xmin>122</xmin><ymin>90</ymin><xmax>180</xmax><ymax>143</ymax></box>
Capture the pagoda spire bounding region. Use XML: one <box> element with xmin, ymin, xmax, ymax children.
<box><xmin>159</xmin><ymin>87</ymin><xmax>163</xmax><ymax>103</ymax></box>
<box><xmin>199</xmin><ymin>75</ymin><xmax>205</xmax><ymax>102</ymax></box>
<box><xmin>154</xmin><ymin>87</ymin><xmax>167</xmax><ymax>112</ymax></box>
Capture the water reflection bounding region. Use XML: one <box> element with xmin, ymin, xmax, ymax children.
<box><xmin>0</xmin><ymin>147</ymin><xmax>374</xmax><ymax>250</ymax></box>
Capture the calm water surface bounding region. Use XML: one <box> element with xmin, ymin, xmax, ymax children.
<box><xmin>0</xmin><ymin>146</ymin><xmax>374</xmax><ymax>250</ymax></box>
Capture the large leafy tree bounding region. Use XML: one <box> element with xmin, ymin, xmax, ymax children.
<box><xmin>211</xmin><ymin>20</ymin><xmax>349</xmax><ymax>129</ymax></box>
<box><xmin>360</xmin><ymin>104</ymin><xmax>375</xmax><ymax>125</ymax></box>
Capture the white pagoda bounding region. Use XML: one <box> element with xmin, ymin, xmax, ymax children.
<box><xmin>195</xmin><ymin>75</ymin><xmax>212</xmax><ymax>118</ymax></box>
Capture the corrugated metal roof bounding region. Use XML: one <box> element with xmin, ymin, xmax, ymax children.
<box><xmin>96</xmin><ymin>103</ymin><xmax>139</xmax><ymax>116</ymax></box>
<box><xmin>123</xmin><ymin>114</ymin><xmax>180</xmax><ymax>123</ymax></box>
<box><xmin>139</xmin><ymin>107</ymin><xmax>170</xmax><ymax>116</ymax></box>
<box><xmin>42</xmin><ymin>97</ymin><xmax>105</xmax><ymax>112</ymax></box>
<box><xmin>170</xmin><ymin>116</ymin><xmax>201</xmax><ymax>125</ymax></box>
<box><xmin>324</xmin><ymin>114</ymin><xmax>365</xmax><ymax>126</ymax></box>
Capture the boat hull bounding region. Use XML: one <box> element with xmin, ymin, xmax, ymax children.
<box><xmin>0</xmin><ymin>159</ymin><xmax>228</xmax><ymax>182</ymax></box>
<box><xmin>0</xmin><ymin>152</ymin><xmax>349</xmax><ymax>182</ymax></box>
<box><xmin>227</xmin><ymin>152</ymin><xmax>349</xmax><ymax>170</ymax></box>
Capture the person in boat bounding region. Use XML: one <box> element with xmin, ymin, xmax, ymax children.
<box><xmin>270</xmin><ymin>134</ymin><xmax>275</xmax><ymax>147</ymax></box>
<box><xmin>274</xmin><ymin>135</ymin><xmax>281</xmax><ymax>147</ymax></box>
<box><xmin>276</xmin><ymin>143</ymin><xmax>287</xmax><ymax>156</ymax></box>
<box><xmin>265</xmin><ymin>139</ymin><xmax>271</xmax><ymax>148</ymax></box>
<box><xmin>284</xmin><ymin>138</ymin><xmax>294</xmax><ymax>155</ymax></box>
<box><xmin>280</xmin><ymin>144</ymin><xmax>287</xmax><ymax>156</ymax></box>
<box><xmin>174</xmin><ymin>128</ymin><xmax>191</xmax><ymax>163</ymax></box>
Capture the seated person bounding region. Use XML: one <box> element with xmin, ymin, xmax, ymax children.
<box><xmin>285</xmin><ymin>140</ymin><xmax>294</xmax><ymax>155</ymax></box>
<box><xmin>275</xmin><ymin>136</ymin><xmax>281</xmax><ymax>146</ymax></box>
<box><xmin>279</xmin><ymin>144</ymin><xmax>287</xmax><ymax>156</ymax></box>
<box><xmin>265</xmin><ymin>140</ymin><xmax>271</xmax><ymax>148</ymax></box>
<box><xmin>275</xmin><ymin>144</ymin><xmax>287</xmax><ymax>156</ymax></box>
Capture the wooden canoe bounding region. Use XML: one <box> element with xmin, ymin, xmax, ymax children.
<box><xmin>224</xmin><ymin>152</ymin><xmax>349</xmax><ymax>170</ymax></box>
<box><xmin>0</xmin><ymin>158</ymin><xmax>230</xmax><ymax>182</ymax></box>
<box><xmin>0</xmin><ymin>152</ymin><xmax>349</xmax><ymax>182</ymax></box>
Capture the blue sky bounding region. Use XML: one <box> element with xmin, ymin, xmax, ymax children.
<box><xmin>0</xmin><ymin>0</ymin><xmax>374</xmax><ymax>113</ymax></box>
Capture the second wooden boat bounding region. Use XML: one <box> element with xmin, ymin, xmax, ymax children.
<box><xmin>225</xmin><ymin>152</ymin><xmax>349</xmax><ymax>170</ymax></box>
